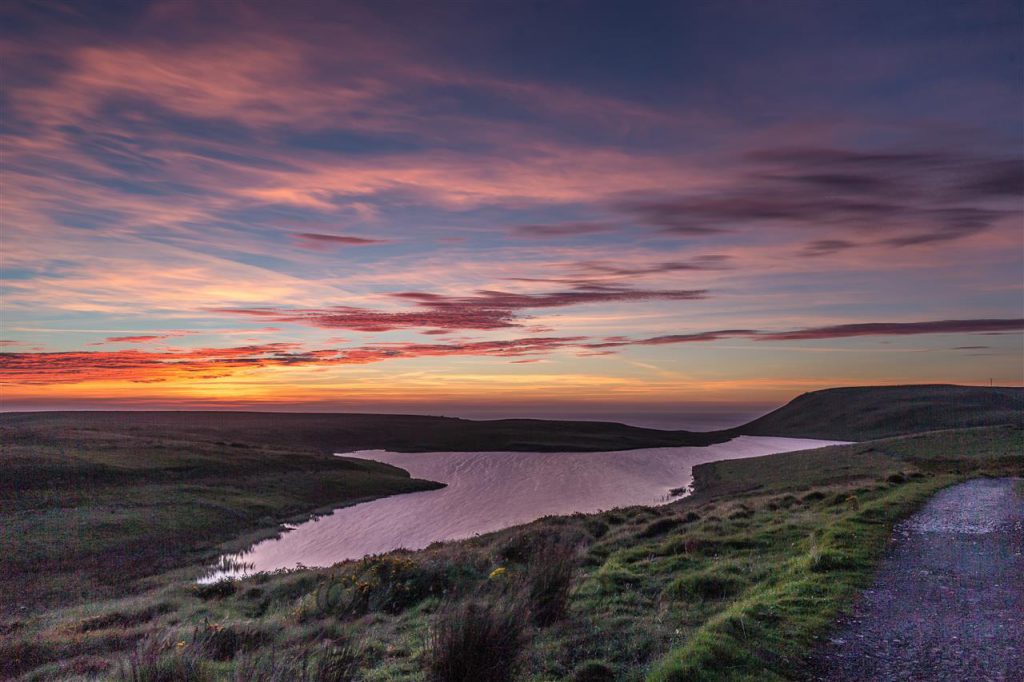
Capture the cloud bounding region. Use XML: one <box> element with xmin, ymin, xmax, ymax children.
<box><xmin>105</xmin><ymin>332</ymin><xmax>195</xmax><ymax>343</ymax></box>
<box><xmin>3</xmin><ymin>317</ymin><xmax>1020</xmax><ymax>387</ymax></box>
<box><xmin>291</xmin><ymin>232</ymin><xmax>392</xmax><ymax>249</ymax></box>
<box><xmin>585</xmin><ymin>329</ymin><xmax>756</xmax><ymax>349</ymax></box>
<box><xmin>800</xmin><ymin>239</ymin><xmax>858</xmax><ymax>257</ymax></box>
<box><xmin>507</xmin><ymin>256</ymin><xmax>732</xmax><ymax>286</ymax></box>
<box><xmin>0</xmin><ymin>343</ymin><xmax>309</xmax><ymax>385</ymax></box>
<box><xmin>614</xmin><ymin>147</ymin><xmax>1020</xmax><ymax>247</ymax></box>
<box><xmin>756</xmin><ymin>318</ymin><xmax>1024</xmax><ymax>341</ymax></box>
<box><xmin>511</xmin><ymin>222</ymin><xmax>614</xmax><ymax>238</ymax></box>
<box><xmin>582</xmin><ymin>318</ymin><xmax>1024</xmax><ymax>350</ymax></box>
<box><xmin>219</xmin><ymin>284</ymin><xmax>708</xmax><ymax>332</ymax></box>
<box><xmin>0</xmin><ymin>336</ymin><xmax>586</xmax><ymax>385</ymax></box>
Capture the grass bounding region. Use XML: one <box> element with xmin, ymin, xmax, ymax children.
<box><xmin>426</xmin><ymin>599</ymin><xmax>528</xmax><ymax>682</ymax></box>
<box><xmin>0</xmin><ymin>418</ymin><xmax>443</xmax><ymax>617</ymax></box>
<box><xmin>3</xmin><ymin>423</ymin><xmax>1020</xmax><ymax>680</ymax></box>
<box><xmin>737</xmin><ymin>384</ymin><xmax>1023</xmax><ymax>440</ymax></box>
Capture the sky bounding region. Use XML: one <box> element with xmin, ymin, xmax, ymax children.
<box><xmin>1</xmin><ymin>0</ymin><xmax>1022</xmax><ymax>420</ymax></box>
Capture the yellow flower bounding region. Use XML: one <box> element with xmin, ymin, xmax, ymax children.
<box><xmin>488</xmin><ymin>567</ymin><xmax>508</xmax><ymax>580</ymax></box>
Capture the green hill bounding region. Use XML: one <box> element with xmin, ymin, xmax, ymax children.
<box><xmin>735</xmin><ymin>384</ymin><xmax>1024</xmax><ymax>441</ymax></box>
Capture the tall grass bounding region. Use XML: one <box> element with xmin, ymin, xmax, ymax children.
<box><xmin>114</xmin><ymin>639</ymin><xmax>210</xmax><ymax>682</ymax></box>
<box><xmin>525</xmin><ymin>540</ymin><xmax>578</xmax><ymax>627</ymax></box>
<box><xmin>233</xmin><ymin>642</ymin><xmax>362</xmax><ymax>682</ymax></box>
<box><xmin>425</xmin><ymin>599</ymin><xmax>528</xmax><ymax>682</ymax></box>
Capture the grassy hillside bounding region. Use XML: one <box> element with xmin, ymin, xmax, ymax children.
<box><xmin>736</xmin><ymin>384</ymin><xmax>1023</xmax><ymax>441</ymax></box>
<box><xmin>0</xmin><ymin>411</ymin><xmax>729</xmax><ymax>453</ymax></box>
<box><xmin>0</xmin><ymin>408</ymin><xmax>731</xmax><ymax>618</ymax></box>
<box><xmin>5</xmin><ymin>425</ymin><xmax>1020</xmax><ymax>681</ymax></box>
<box><xmin>0</xmin><ymin>419</ymin><xmax>443</xmax><ymax>616</ymax></box>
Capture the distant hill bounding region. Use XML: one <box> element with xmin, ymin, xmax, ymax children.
<box><xmin>735</xmin><ymin>385</ymin><xmax>1024</xmax><ymax>441</ymax></box>
<box><xmin>0</xmin><ymin>410</ymin><xmax>730</xmax><ymax>453</ymax></box>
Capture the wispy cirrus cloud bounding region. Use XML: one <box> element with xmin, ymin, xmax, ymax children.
<box><xmin>585</xmin><ymin>318</ymin><xmax>1024</xmax><ymax>350</ymax></box>
<box><xmin>612</xmin><ymin>148</ymin><xmax>1020</xmax><ymax>248</ymax></box>
<box><xmin>0</xmin><ymin>336</ymin><xmax>586</xmax><ymax>385</ymax></box>
<box><xmin>105</xmin><ymin>334</ymin><xmax>179</xmax><ymax>344</ymax></box>
<box><xmin>218</xmin><ymin>285</ymin><xmax>708</xmax><ymax>332</ymax></box>
<box><xmin>4</xmin><ymin>317</ymin><xmax>1019</xmax><ymax>387</ymax></box>
<box><xmin>754</xmin><ymin>318</ymin><xmax>1024</xmax><ymax>341</ymax></box>
<box><xmin>291</xmin><ymin>233</ymin><xmax>392</xmax><ymax>250</ymax></box>
<box><xmin>511</xmin><ymin>222</ymin><xmax>615</xmax><ymax>238</ymax></box>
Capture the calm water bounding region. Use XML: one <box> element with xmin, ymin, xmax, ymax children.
<box><xmin>204</xmin><ymin>436</ymin><xmax>843</xmax><ymax>580</ymax></box>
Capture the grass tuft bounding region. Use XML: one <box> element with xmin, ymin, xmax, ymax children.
<box><xmin>425</xmin><ymin>599</ymin><xmax>527</xmax><ymax>682</ymax></box>
<box><xmin>525</xmin><ymin>540</ymin><xmax>577</xmax><ymax>626</ymax></box>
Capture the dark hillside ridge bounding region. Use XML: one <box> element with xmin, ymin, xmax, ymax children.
<box><xmin>0</xmin><ymin>410</ymin><xmax>730</xmax><ymax>453</ymax></box>
<box><xmin>735</xmin><ymin>385</ymin><xmax>1023</xmax><ymax>441</ymax></box>
<box><xmin>4</xmin><ymin>385</ymin><xmax>1020</xmax><ymax>451</ymax></box>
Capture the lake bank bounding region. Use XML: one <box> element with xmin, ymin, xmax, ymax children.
<box><xmin>207</xmin><ymin>436</ymin><xmax>842</xmax><ymax>579</ymax></box>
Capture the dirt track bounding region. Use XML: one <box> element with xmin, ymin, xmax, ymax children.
<box><xmin>811</xmin><ymin>477</ymin><xmax>1024</xmax><ymax>682</ymax></box>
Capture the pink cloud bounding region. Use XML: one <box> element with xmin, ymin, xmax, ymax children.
<box><xmin>291</xmin><ymin>233</ymin><xmax>392</xmax><ymax>250</ymax></box>
<box><xmin>218</xmin><ymin>285</ymin><xmax>707</xmax><ymax>332</ymax></box>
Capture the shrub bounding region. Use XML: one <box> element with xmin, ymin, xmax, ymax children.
<box><xmin>193</xmin><ymin>579</ymin><xmax>236</xmax><ymax>600</ymax></box>
<box><xmin>525</xmin><ymin>541</ymin><xmax>577</xmax><ymax>626</ymax></box>
<box><xmin>886</xmin><ymin>472</ymin><xmax>907</xmax><ymax>485</ymax></box>
<box><xmin>425</xmin><ymin>599</ymin><xmax>527</xmax><ymax>682</ymax></box>
<box><xmin>298</xmin><ymin>555</ymin><xmax>460</xmax><ymax>620</ymax></box>
<box><xmin>496</xmin><ymin>528</ymin><xmax>564</xmax><ymax>564</ymax></box>
<box><xmin>584</xmin><ymin>518</ymin><xmax>609</xmax><ymax>539</ymax></box>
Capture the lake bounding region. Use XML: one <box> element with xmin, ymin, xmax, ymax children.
<box><xmin>204</xmin><ymin>436</ymin><xmax>843</xmax><ymax>580</ymax></box>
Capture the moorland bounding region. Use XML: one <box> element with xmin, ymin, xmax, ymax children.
<box><xmin>1</xmin><ymin>384</ymin><xmax>1021</xmax><ymax>681</ymax></box>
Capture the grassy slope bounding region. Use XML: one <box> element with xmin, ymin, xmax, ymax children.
<box><xmin>6</xmin><ymin>425</ymin><xmax>1020</xmax><ymax>681</ymax></box>
<box><xmin>0</xmin><ymin>411</ymin><xmax>729</xmax><ymax>454</ymax></box>
<box><xmin>735</xmin><ymin>384</ymin><xmax>1024</xmax><ymax>441</ymax></box>
<box><xmin>0</xmin><ymin>419</ymin><xmax>443</xmax><ymax>617</ymax></box>
<box><xmin>0</xmin><ymin>408</ymin><xmax>734</xmax><ymax>616</ymax></box>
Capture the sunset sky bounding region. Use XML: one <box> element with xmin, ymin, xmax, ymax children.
<box><xmin>2</xmin><ymin>0</ymin><xmax>1022</xmax><ymax>420</ymax></box>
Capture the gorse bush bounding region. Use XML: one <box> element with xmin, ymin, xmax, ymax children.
<box><xmin>296</xmin><ymin>555</ymin><xmax>466</xmax><ymax>620</ymax></box>
<box><xmin>426</xmin><ymin>599</ymin><xmax>527</xmax><ymax>682</ymax></box>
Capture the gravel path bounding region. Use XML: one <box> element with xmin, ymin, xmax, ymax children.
<box><xmin>811</xmin><ymin>477</ymin><xmax>1024</xmax><ymax>682</ymax></box>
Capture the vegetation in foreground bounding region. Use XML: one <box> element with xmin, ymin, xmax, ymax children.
<box><xmin>3</xmin><ymin>424</ymin><xmax>1020</xmax><ymax>681</ymax></box>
